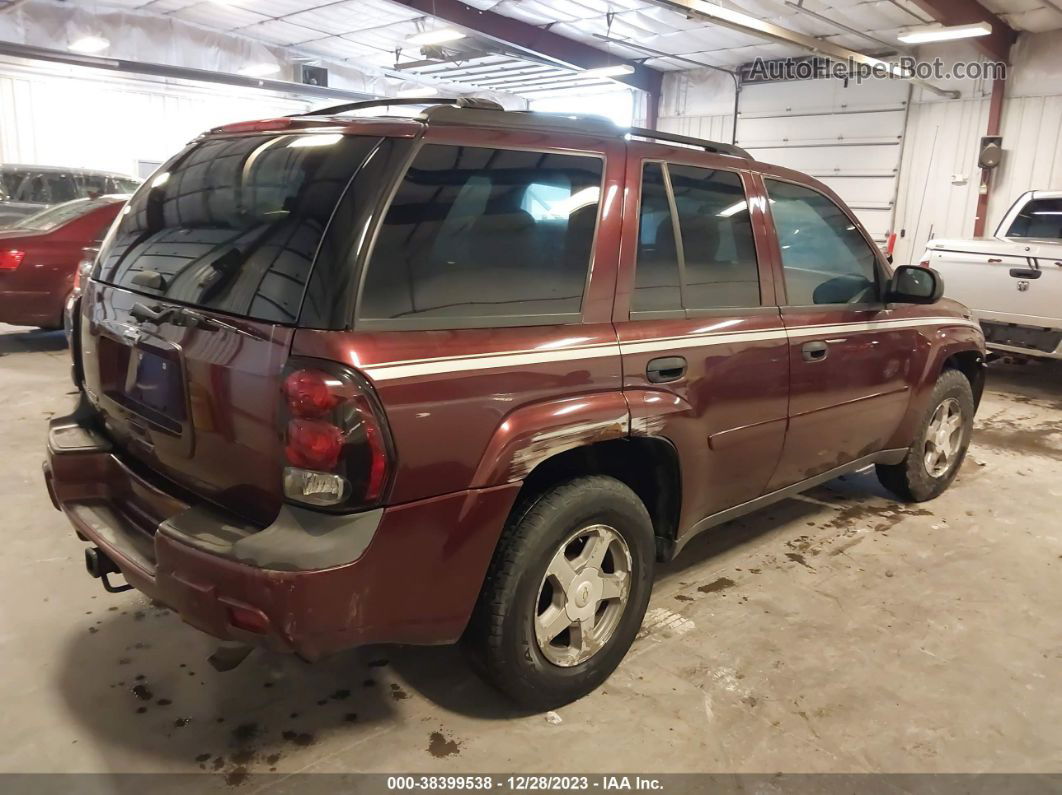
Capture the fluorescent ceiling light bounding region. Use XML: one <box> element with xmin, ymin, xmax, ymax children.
<box><xmin>396</xmin><ymin>86</ymin><xmax>439</xmax><ymax>98</ymax></box>
<box><xmin>581</xmin><ymin>64</ymin><xmax>635</xmax><ymax>79</ymax></box>
<box><xmin>69</xmin><ymin>36</ymin><xmax>110</xmax><ymax>54</ymax></box>
<box><xmin>238</xmin><ymin>63</ymin><xmax>281</xmax><ymax>77</ymax></box>
<box><xmin>898</xmin><ymin>22</ymin><xmax>992</xmax><ymax>43</ymax></box>
<box><xmin>408</xmin><ymin>28</ymin><xmax>466</xmax><ymax>46</ymax></box>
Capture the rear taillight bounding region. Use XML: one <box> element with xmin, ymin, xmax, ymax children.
<box><xmin>0</xmin><ymin>250</ymin><xmax>26</xmax><ymax>270</ymax></box>
<box><xmin>280</xmin><ymin>359</ymin><xmax>394</xmax><ymax>511</ymax></box>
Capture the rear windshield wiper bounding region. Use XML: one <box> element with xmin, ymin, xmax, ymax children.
<box><xmin>130</xmin><ymin>301</ymin><xmax>219</xmax><ymax>331</ymax></box>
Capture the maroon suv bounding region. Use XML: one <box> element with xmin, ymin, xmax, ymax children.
<box><xmin>44</xmin><ymin>99</ymin><xmax>985</xmax><ymax>708</ymax></box>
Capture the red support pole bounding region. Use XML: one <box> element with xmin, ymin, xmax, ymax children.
<box><xmin>973</xmin><ymin>76</ymin><xmax>1006</xmax><ymax>238</ymax></box>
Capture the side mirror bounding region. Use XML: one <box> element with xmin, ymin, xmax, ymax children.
<box><xmin>887</xmin><ymin>265</ymin><xmax>943</xmax><ymax>304</ymax></box>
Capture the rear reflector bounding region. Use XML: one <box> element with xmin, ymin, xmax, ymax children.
<box><xmin>226</xmin><ymin>605</ymin><xmax>270</xmax><ymax>634</ymax></box>
<box><xmin>0</xmin><ymin>250</ymin><xmax>26</xmax><ymax>270</ymax></box>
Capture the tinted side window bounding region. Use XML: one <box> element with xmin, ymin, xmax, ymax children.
<box><xmin>766</xmin><ymin>179</ymin><xmax>879</xmax><ymax>306</ymax></box>
<box><xmin>1006</xmin><ymin>197</ymin><xmax>1062</xmax><ymax>239</ymax></box>
<box><xmin>633</xmin><ymin>162</ymin><xmax>681</xmax><ymax>312</ymax></box>
<box><xmin>669</xmin><ymin>165</ymin><xmax>758</xmax><ymax>309</ymax></box>
<box><xmin>359</xmin><ymin>144</ymin><xmax>602</xmax><ymax>326</ymax></box>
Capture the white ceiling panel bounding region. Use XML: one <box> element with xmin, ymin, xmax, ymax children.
<box><xmin>90</xmin><ymin>0</ymin><xmax>1060</xmax><ymax>101</ymax></box>
<box><xmin>173</xmin><ymin>3</ymin><xmax>271</xmax><ymax>31</ymax></box>
<box><xmin>235</xmin><ymin>18</ymin><xmax>325</xmax><ymax>46</ymax></box>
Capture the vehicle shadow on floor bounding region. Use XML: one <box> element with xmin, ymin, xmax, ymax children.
<box><xmin>55</xmin><ymin>600</ymin><xmax>534</xmax><ymax>775</ymax></box>
<box><xmin>0</xmin><ymin>327</ymin><xmax>67</xmax><ymax>355</ymax></box>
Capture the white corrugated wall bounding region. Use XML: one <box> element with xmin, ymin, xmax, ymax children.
<box><xmin>655</xmin><ymin>30</ymin><xmax>1062</xmax><ymax>267</ymax></box>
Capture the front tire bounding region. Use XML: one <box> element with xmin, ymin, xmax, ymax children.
<box><xmin>877</xmin><ymin>369</ymin><xmax>974</xmax><ymax>501</ymax></box>
<box><xmin>464</xmin><ymin>476</ymin><xmax>655</xmax><ymax>709</ymax></box>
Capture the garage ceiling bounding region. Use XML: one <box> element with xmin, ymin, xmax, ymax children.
<box><xmin>97</xmin><ymin>0</ymin><xmax>1062</xmax><ymax>95</ymax></box>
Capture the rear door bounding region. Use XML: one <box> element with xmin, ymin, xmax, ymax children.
<box><xmin>760</xmin><ymin>174</ymin><xmax>918</xmax><ymax>489</ymax></box>
<box><xmin>615</xmin><ymin>143</ymin><xmax>789</xmax><ymax>532</ymax></box>
<box><xmin>80</xmin><ymin>131</ymin><xmax>383</xmax><ymax>525</ymax></box>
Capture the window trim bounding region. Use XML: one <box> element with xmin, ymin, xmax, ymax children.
<box><xmin>762</xmin><ymin>174</ymin><xmax>889</xmax><ymax>311</ymax></box>
<box><xmin>630</xmin><ymin>159</ymin><xmax>763</xmax><ymax>319</ymax></box>
<box><xmin>352</xmin><ymin>139</ymin><xmax>606</xmax><ymax>332</ymax></box>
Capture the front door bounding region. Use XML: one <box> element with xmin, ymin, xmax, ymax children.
<box><xmin>759</xmin><ymin>175</ymin><xmax>917</xmax><ymax>489</ymax></box>
<box><xmin>615</xmin><ymin>146</ymin><xmax>790</xmax><ymax>533</ymax></box>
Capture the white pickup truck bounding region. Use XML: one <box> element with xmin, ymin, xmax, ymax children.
<box><xmin>922</xmin><ymin>190</ymin><xmax>1062</xmax><ymax>360</ymax></box>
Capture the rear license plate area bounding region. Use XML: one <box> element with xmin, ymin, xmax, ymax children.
<box><xmin>98</xmin><ymin>335</ymin><xmax>186</xmax><ymax>434</ymax></box>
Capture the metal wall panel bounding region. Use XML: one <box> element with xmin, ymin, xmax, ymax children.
<box><xmin>892</xmin><ymin>94</ymin><xmax>1062</xmax><ymax>265</ymax></box>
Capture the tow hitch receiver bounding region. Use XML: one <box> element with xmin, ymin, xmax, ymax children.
<box><xmin>84</xmin><ymin>547</ymin><xmax>133</xmax><ymax>593</ymax></box>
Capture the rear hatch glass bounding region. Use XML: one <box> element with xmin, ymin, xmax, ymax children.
<box><xmin>94</xmin><ymin>132</ymin><xmax>378</xmax><ymax>323</ymax></box>
<box><xmin>81</xmin><ymin>132</ymin><xmax>381</xmax><ymax>525</ymax></box>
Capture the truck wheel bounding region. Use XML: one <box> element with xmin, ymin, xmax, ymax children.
<box><xmin>877</xmin><ymin>369</ymin><xmax>974</xmax><ymax>502</ymax></box>
<box><xmin>464</xmin><ymin>475</ymin><xmax>655</xmax><ymax>709</ymax></box>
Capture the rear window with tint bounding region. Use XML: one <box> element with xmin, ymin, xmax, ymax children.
<box><xmin>358</xmin><ymin>144</ymin><xmax>603</xmax><ymax>328</ymax></box>
<box><xmin>1006</xmin><ymin>197</ymin><xmax>1062</xmax><ymax>239</ymax></box>
<box><xmin>94</xmin><ymin>133</ymin><xmax>378</xmax><ymax>324</ymax></box>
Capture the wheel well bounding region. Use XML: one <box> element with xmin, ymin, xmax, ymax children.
<box><xmin>514</xmin><ymin>437</ymin><xmax>681</xmax><ymax>545</ymax></box>
<box><xmin>942</xmin><ymin>350</ymin><xmax>986</xmax><ymax>407</ymax></box>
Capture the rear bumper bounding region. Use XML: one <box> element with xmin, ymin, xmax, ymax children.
<box><xmin>44</xmin><ymin>403</ymin><xmax>520</xmax><ymax>658</ymax></box>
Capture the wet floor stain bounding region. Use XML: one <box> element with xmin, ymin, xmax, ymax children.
<box><xmin>785</xmin><ymin>552</ymin><xmax>814</xmax><ymax>570</ymax></box>
<box><xmin>281</xmin><ymin>730</ymin><xmax>316</xmax><ymax>747</ymax></box>
<box><xmin>131</xmin><ymin>684</ymin><xmax>153</xmax><ymax>701</ymax></box>
<box><xmin>428</xmin><ymin>730</ymin><xmax>461</xmax><ymax>758</ymax></box>
<box><xmin>390</xmin><ymin>683</ymin><xmax>410</xmax><ymax>701</ymax></box>
<box><xmin>231</xmin><ymin>722</ymin><xmax>258</xmax><ymax>744</ymax></box>
<box><xmin>698</xmin><ymin>577</ymin><xmax>736</xmax><ymax>594</ymax></box>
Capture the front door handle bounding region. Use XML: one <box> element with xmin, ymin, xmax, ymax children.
<box><xmin>646</xmin><ymin>356</ymin><xmax>687</xmax><ymax>383</ymax></box>
<box><xmin>801</xmin><ymin>340</ymin><xmax>829</xmax><ymax>362</ymax></box>
<box><xmin>1009</xmin><ymin>268</ymin><xmax>1041</xmax><ymax>279</ymax></box>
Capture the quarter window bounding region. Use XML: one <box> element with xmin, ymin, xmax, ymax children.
<box><xmin>632</xmin><ymin>162</ymin><xmax>759</xmax><ymax>314</ymax></box>
<box><xmin>766</xmin><ymin>179</ymin><xmax>879</xmax><ymax>306</ymax></box>
<box><xmin>359</xmin><ymin>144</ymin><xmax>603</xmax><ymax>327</ymax></box>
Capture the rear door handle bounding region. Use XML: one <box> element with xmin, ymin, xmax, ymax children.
<box><xmin>1009</xmin><ymin>268</ymin><xmax>1041</xmax><ymax>279</ymax></box>
<box><xmin>801</xmin><ymin>340</ymin><xmax>829</xmax><ymax>362</ymax></box>
<box><xmin>646</xmin><ymin>356</ymin><xmax>687</xmax><ymax>383</ymax></box>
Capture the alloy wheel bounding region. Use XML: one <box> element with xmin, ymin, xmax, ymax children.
<box><xmin>534</xmin><ymin>524</ymin><xmax>632</xmax><ymax>667</ymax></box>
<box><xmin>924</xmin><ymin>397</ymin><xmax>964</xmax><ymax>478</ymax></box>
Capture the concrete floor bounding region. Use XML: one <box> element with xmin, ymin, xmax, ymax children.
<box><xmin>0</xmin><ymin>323</ymin><xmax>1059</xmax><ymax>781</ymax></box>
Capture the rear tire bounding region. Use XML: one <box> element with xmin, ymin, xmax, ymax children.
<box><xmin>877</xmin><ymin>369</ymin><xmax>974</xmax><ymax>502</ymax></box>
<box><xmin>463</xmin><ymin>475</ymin><xmax>655</xmax><ymax>709</ymax></box>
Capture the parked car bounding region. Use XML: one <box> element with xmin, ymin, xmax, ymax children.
<box><xmin>44</xmin><ymin>99</ymin><xmax>985</xmax><ymax>708</ymax></box>
<box><xmin>923</xmin><ymin>190</ymin><xmax>1062</xmax><ymax>359</ymax></box>
<box><xmin>0</xmin><ymin>164</ymin><xmax>138</xmax><ymax>227</ymax></box>
<box><xmin>0</xmin><ymin>195</ymin><xmax>128</xmax><ymax>330</ymax></box>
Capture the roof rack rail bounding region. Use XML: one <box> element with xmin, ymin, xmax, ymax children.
<box><xmin>627</xmin><ymin>127</ymin><xmax>751</xmax><ymax>159</ymax></box>
<box><xmin>292</xmin><ymin>96</ymin><xmax>504</xmax><ymax>118</ymax></box>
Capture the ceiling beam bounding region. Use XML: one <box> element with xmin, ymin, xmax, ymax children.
<box><xmin>644</xmin><ymin>0</ymin><xmax>959</xmax><ymax>98</ymax></box>
<box><xmin>903</xmin><ymin>0</ymin><xmax>1016</xmax><ymax>62</ymax></box>
<box><xmin>385</xmin><ymin>0</ymin><xmax>663</xmax><ymax>96</ymax></box>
